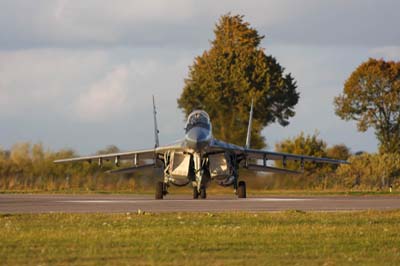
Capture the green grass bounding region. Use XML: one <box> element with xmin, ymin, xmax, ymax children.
<box><xmin>1</xmin><ymin>211</ymin><xmax>400</xmax><ymax>265</ymax></box>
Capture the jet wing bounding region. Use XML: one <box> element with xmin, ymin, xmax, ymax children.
<box><xmin>53</xmin><ymin>142</ymin><xmax>186</xmax><ymax>164</ymax></box>
<box><xmin>208</xmin><ymin>140</ymin><xmax>348</xmax><ymax>165</ymax></box>
<box><xmin>208</xmin><ymin>139</ymin><xmax>245</xmax><ymax>154</ymax></box>
<box><xmin>53</xmin><ymin>149</ymin><xmax>156</xmax><ymax>164</ymax></box>
<box><xmin>244</xmin><ymin>149</ymin><xmax>348</xmax><ymax>165</ymax></box>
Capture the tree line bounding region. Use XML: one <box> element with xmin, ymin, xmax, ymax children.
<box><xmin>1</xmin><ymin>137</ymin><xmax>399</xmax><ymax>192</ymax></box>
<box><xmin>0</xmin><ymin>143</ymin><xmax>150</xmax><ymax>192</ymax></box>
<box><xmin>272</xmin><ymin>133</ymin><xmax>400</xmax><ymax>190</ymax></box>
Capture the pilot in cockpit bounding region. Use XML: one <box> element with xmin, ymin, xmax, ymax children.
<box><xmin>186</xmin><ymin>111</ymin><xmax>211</xmax><ymax>131</ymax></box>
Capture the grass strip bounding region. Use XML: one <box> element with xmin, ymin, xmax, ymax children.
<box><xmin>1</xmin><ymin>211</ymin><xmax>399</xmax><ymax>265</ymax></box>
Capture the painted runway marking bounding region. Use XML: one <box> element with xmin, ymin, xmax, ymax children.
<box><xmin>245</xmin><ymin>198</ymin><xmax>312</xmax><ymax>202</ymax></box>
<box><xmin>56</xmin><ymin>198</ymin><xmax>312</xmax><ymax>204</ymax></box>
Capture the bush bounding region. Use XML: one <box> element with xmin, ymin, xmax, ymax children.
<box><xmin>335</xmin><ymin>153</ymin><xmax>400</xmax><ymax>189</ymax></box>
<box><xmin>0</xmin><ymin>142</ymin><xmax>141</xmax><ymax>192</ymax></box>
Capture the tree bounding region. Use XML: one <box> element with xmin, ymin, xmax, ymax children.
<box><xmin>96</xmin><ymin>145</ymin><xmax>120</xmax><ymax>155</ymax></box>
<box><xmin>10</xmin><ymin>142</ymin><xmax>32</xmax><ymax>175</ymax></box>
<box><xmin>275</xmin><ymin>132</ymin><xmax>327</xmax><ymax>172</ymax></box>
<box><xmin>274</xmin><ymin>133</ymin><xmax>351</xmax><ymax>190</ymax></box>
<box><xmin>326</xmin><ymin>144</ymin><xmax>351</xmax><ymax>161</ymax></box>
<box><xmin>335</xmin><ymin>153</ymin><xmax>400</xmax><ymax>189</ymax></box>
<box><xmin>334</xmin><ymin>58</ymin><xmax>400</xmax><ymax>153</ymax></box>
<box><xmin>178</xmin><ymin>14</ymin><xmax>298</xmax><ymax>148</ymax></box>
<box><xmin>274</xmin><ymin>133</ymin><xmax>351</xmax><ymax>172</ymax></box>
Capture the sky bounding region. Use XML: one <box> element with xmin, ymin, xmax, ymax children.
<box><xmin>1</xmin><ymin>0</ymin><xmax>400</xmax><ymax>155</ymax></box>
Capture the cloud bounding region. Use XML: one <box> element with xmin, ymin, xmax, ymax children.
<box><xmin>73</xmin><ymin>66</ymin><xmax>129</xmax><ymax>122</ymax></box>
<box><xmin>0</xmin><ymin>46</ymin><xmax>191</xmax><ymax>152</ymax></box>
<box><xmin>260</xmin><ymin>0</ymin><xmax>400</xmax><ymax>46</ymax></box>
<box><xmin>0</xmin><ymin>48</ymin><xmax>108</xmax><ymax>116</ymax></box>
<box><xmin>1</xmin><ymin>0</ymin><xmax>399</xmax><ymax>50</ymax></box>
<box><xmin>0</xmin><ymin>46</ymin><xmax>192</xmax><ymax>119</ymax></box>
<box><xmin>263</xmin><ymin>44</ymin><xmax>378</xmax><ymax>152</ymax></box>
<box><xmin>0</xmin><ymin>0</ymin><xmax>196</xmax><ymax>49</ymax></box>
<box><xmin>369</xmin><ymin>46</ymin><xmax>400</xmax><ymax>60</ymax></box>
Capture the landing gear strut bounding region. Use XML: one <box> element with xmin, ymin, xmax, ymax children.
<box><xmin>155</xmin><ymin>181</ymin><xmax>167</xmax><ymax>200</ymax></box>
<box><xmin>237</xmin><ymin>181</ymin><xmax>246</xmax><ymax>198</ymax></box>
<box><xmin>200</xmin><ymin>186</ymin><xmax>207</xmax><ymax>199</ymax></box>
<box><xmin>193</xmin><ymin>186</ymin><xmax>207</xmax><ymax>199</ymax></box>
<box><xmin>193</xmin><ymin>187</ymin><xmax>199</xmax><ymax>199</ymax></box>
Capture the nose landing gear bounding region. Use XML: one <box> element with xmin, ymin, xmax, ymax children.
<box><xmin>193</xmin><ymin>186</ymin><xmax>207</xmax><ymax>199</ymax></box>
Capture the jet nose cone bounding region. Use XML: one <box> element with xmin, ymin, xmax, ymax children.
<box><xmin>185</xmin><ymin>127</ymin><xmax>210</xmax><ymax>150</ymax></box>
<box><xmin>187</xmin><ymin>127</ymin><xmax>208</xmax><ymax>142</ymax></box>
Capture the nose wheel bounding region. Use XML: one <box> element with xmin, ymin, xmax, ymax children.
<box><xmin>193</xmin><ymin>186</ymin><xmax>207</xmax><ymax>199</ymax></box>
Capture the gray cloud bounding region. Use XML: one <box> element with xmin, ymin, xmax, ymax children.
<box><xmin>1</xmin><ymin>0</ymin><xmax>399</xmax><ymax>50</ymax></box>
<box><xmin>369</xmin><ymin>46</ymin><xmax>400</xmax><ymax>60</ymax></box>
<box><xmin>0</xmin><ymin>46</ymin><xmax>192</xmax><ymax>152</ymax></box>
<box><xmin>0</xmin><ymin>0</ymin><xmax>200</xmax><ymax>49</ymax></box>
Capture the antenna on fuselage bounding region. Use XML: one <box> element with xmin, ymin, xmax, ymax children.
<box><xmin>152</xmin><ymin>95</ymin><xmax>160</xmax><ymax>148</ymax></box>
<box><xmin>245</xmin><ymin>99</ymin><xmax>254</xmax><ymax>149</ymax></box>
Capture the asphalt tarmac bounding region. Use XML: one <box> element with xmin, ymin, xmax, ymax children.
<box><xmin>1</xmin><ymin>194</ymin><xmax>400</xmax><ymax>213</ymax></box>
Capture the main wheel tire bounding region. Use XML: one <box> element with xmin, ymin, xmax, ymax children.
<box><xmin>200</xmin><ymin>186</ymin><xmax>207</xmax><ymax>199</ymax></box>
<box><xmin>155</xmin><ymin>181</ymin><xmax>164</xmax><ymax>200</ymax></box>
<box><xmin>238</xmin><ymin>181</ymin><xmax>246</xmax><ymax>198</ymax></box>
<box><xmin>193</xmin><ymin>187</ymin><xmax>199</xmax><ymax>199</ymax></box>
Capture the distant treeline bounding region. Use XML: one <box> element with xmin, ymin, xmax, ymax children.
<box><xmin>250</xmin><ymin>153</ymin><xmax>400</xmax><ymax>191</ymax></box>
<box><xmin>271</xmin><ymin>132</ymin><xmax>400</xmax><ymax>190</ymax></box>
<box><xmin>0</xmin><ymin>143</ymin><xmax>152</xmax><ymax>192</ymax></box>
<box><xmin>1</xmin><ymin>138</ymin><xmax>400</xmax><ymax>192</ymax></box>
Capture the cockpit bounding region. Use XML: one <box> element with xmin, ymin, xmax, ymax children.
<box><xmin>185</xmin><ymin>110</ymin><xmax>211</xmax><ymax>132</ymax></box>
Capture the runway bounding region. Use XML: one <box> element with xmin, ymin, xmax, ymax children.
<box><xmin>1</xmin><ymin>194</ymin><xmax>400</xmax><ymax>213</ymax></box>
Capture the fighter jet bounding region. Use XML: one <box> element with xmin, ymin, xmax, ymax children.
<box><xmin>54</xmin><ymin>96</ymin><xmax>347</xmax><ymax>199</ymax></box>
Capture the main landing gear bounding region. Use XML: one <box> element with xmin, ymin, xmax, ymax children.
<box><xmin>156</xmin><ymin>181</ymin><xmax>246</xmax><ymax>199</ymax></box>
<box><xmin>237</xmin><ymin>181</ymin><xmax>246</xmax><ymax>198</ymax></box>
<box><xmin>200</xmin><ymin>186</ymin><xmax>207</xmax><ymax>199</ymax></box>
<box><xmin>193</xmin><ymin>187</ymin><xmax>199</xmax><ymax>199</ymax></box>
<box><xmin>155</xmin><ymin>181</ymin><xmax>167</xmax><ymax>199</ymax></box>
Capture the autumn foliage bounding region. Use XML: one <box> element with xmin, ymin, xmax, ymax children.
<box><xmin>0</xmin><ymin>143</ymin><xmax>142</xmax><ymax>192</ymax></box>
<box><xmin>334</xmin><ymin>58</ymin><xmax>400</xmax><ymax>153</ymax></box>
<box><xmin>269</xmin><ymin>132</ymin><xmax>400</xmax><ymax>190</ymax></box>
<box><xmin>1</xmin><ymin>140</ymin><xmax>400</xmax><ymax>192</ymax></box>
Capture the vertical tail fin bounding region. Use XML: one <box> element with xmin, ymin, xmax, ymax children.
<box><xmin>245</xmin><ymin>99</ymin><xmax>254</xmax><ymax>149</ymax></box>
<box><xmin>152</xmin><ymin>95</ymin><xmax>160</xmax><ymax>148</ymax></box>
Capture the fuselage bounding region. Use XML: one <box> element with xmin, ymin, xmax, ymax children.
<box><xmin>184</xmin><ymin>110</ymin><xmax>213</xmax><ymax>152</ymax></box>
